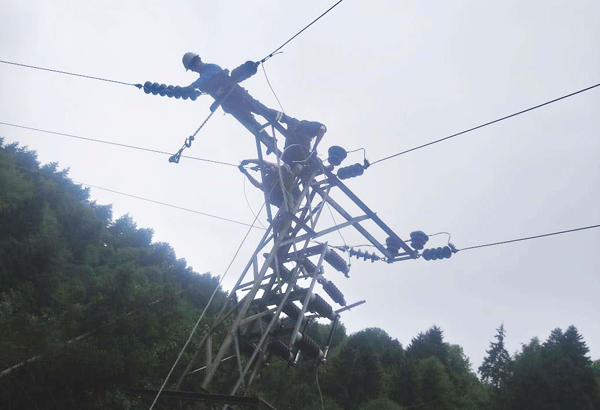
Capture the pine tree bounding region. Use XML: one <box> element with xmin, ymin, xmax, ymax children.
<box><xmin>508</xmin><ymin>337</ymin><xmax>549</xmax><ymax>409</ymax></box>
<box><xmin>479</xmin><ymin>324</ymin><xmax>511</xmax><ymax>391</ymax></box>
<box><xmin>542</xmin><ymin>326</ymin><xmax>596</xmax><ymax>409</ymax></box>
<box><xmin>563</xmin><ymin>325</ymin><xmax>591</xmax><ymax>368</ymax></box>
<box><xmin>406</xmin><ymin>325</ymin><xmax>447</xmax><ymax>363</ymax></box>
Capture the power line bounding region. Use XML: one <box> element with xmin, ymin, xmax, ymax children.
<box><xmin>261</xmin><ymin>62</ymin><xmax>285</xmax><ymax>114</ymax></box>
<box><xmin>9</xmin><ymin>127</ymin><xmax>600</xmax><ymax>265</ymax></box>
<box><xmin>3</xmin><ymin>0</ymin><xmax>346</xmax><ymax>89</ymax></box>
<box><xmin>80</xmin><ymin>184</ymin><xmax>263</xmax><ymax>229</ymax></box>
<box><xmin>458</xmin><ymin>224</ymin><xmax>600</xmax><ymax>252</ymax></box>
<box><xmin>260</xmin><ymin>0</ymin><xmax>345</xmax><ymax>63</ymax></box>
<box><xmin>370</xmin><ymin>82</ymin><xmax>600</xmax><ymax>166</ymax></box>
<box><xmin>148</xmin><ymin>197</ymin><xmax>265</xmax><ymax>410</ymax></box>
<box><xmin>14</xmin><ymin>161</ymin><xmax>600</xmax><ymax>252</ymax></box>
<box><xmin>0</xmin><ymin>121</ymin><xmax>236</xmax><ymax>167</ymax></box>
<box><xmin>0</xmin><ymin>59</ymin><xmax>141</xmax><ymax>88</ymax></box>
<box><xmin>14</xmin><ymin>165</ymin><xmax>263</xmax><ymax>229</ymax></box>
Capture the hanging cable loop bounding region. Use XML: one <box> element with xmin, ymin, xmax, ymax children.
<box><xmin>169</xmin><ymin>110</ymin><xmax>216</xmax><ymax>164</ymax></box>
<box><xmin>260</xmin><ymin>51</ymin><xmax>284</xmax><ymax>64</ymax></box>
<box><xmin>168</xmin><ymin>83</ymin><xmax>237</xmax><ymax>163</ymax></box>
<box><xmin>169</xmin><ymin>74</ymin><xmax>240</xmax><ymax>164</ymax></box>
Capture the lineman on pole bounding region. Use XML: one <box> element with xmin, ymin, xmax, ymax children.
<box><xmin>238</xmin><ymin>159</ymin><xmax>301</xmax><ymax>210</ymax></box>
<box><xmin>182</xmin><ymin>52</ymin><xmax>286</xmax><ymax>153</ymax></box>
<box><xmin>181</xmin><ymin>52</ymin><xmax>327</xmax><ymax>157</ymax></box>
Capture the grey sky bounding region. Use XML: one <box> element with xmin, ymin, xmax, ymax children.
<box><xmin>1</xmin><ymin>0</ymin><xmax>599</xmax><ymax>370</ymax></box>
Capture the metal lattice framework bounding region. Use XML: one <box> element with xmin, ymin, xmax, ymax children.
<box><xmin>176</xmin><ymin>113</ymin><xmax>416</xmax><ymax>401</ymax></box>
<box><xmin>150</xmin><ymin>75</ymin><xmax>419</xmax><ymax>408</ymax></box>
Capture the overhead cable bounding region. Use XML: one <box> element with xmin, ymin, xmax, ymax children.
<box><xmin>0</xmin><ymin>59</ymin><xmax>141</xmax><ymax>88</ymax></box>
<box><xmin>261</xmin><ymin>62</ymin><xmax>285</xmax><ymax>113</ymax></box>
<box><xmin>260</xmin><ymin>0</ymin><xmax>345</xmax><ymax>63</ymax></box>
<box><xmin>14</xmin><ymin>165</ymin><xmax>262</xmax><ymax>229</ymax></box>
<box><xmin>148</xmin><ymin>197</ymin><xmax>266</xmax><ymax>410</ymax></box>
<box><xmin>168</xmin><ymin>109</ymin><xmax>218</xmax><ymax>164</ymax></box>
<box><xmin>3</xmin><ymin>0</ymin><xmax>346</xmax><ymax>88</ymax></box>
<box><xmin>0</xmin><ymin>122</ymin><xmax>236</xmax><ymax>167</ymax></box>
<box><xmin>80</xmin><ymin>184</ymin><xmax>263</xmax><ymax>229</ymax></box>
<box><xmin>371</xmin><ymin>82</ymin><xmax>600</xmax><ymax>166</ymax></box>
<box><xmin>459</xmin><ymin>224</ymin><xmax>600</xmax><ymax>252</ymax></box>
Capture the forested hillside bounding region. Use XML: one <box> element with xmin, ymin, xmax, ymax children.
<box><xmin>1</xmin><ymin>140</ymin><xmax>599</xmax><ymax>409</ymax></box>
<box><xmin>0</xmin><ymin>140</ymin><xmax>228</xmax><ymax>408</ymax></box>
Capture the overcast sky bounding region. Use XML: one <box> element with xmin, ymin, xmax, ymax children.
<box><xmin>1</xmin><ymin>0</ymin><xmax>599</xmax><ymax>370</ymax></box>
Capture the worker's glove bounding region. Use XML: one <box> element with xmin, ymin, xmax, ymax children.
<box><xmin>239</xmin><ymin>160</ymin><xmax>251</xmax><ymax>173</ymax></box>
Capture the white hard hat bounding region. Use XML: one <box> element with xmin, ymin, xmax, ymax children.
<box><xmin>182</xmin><ymin>52</ymin><xmax>199</xmax><ymax>71</ymax></box>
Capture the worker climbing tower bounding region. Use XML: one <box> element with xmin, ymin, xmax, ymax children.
<box><xmin>134</xmin><ymin>59</ymin><xmax>453</xmax><ymax>409</ymax></box>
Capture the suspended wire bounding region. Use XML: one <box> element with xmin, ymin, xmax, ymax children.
<box><xmin>458</xmin><ymin>224</ymin><xmax>600</xmax><ymax>252</ymax></box>
<box><xmin>16</xmin><ymin>158</ymin><xmax>600</xmax><ymax>254</ymax></box>
<box><xmin>157</xmin><ymin>73</ymin><xmax>237</xmax><ymax>164</ymax></box>
<box><xmin>188</xmin><ymin>355</ymin><xmax>236</xmax><ymax>375</ymax></box>
<box><xmin>261</xmin><ymin>62</ymin><xmax>285</xmax><ymax>113</ymax></box>
<box><xmin>345</xmin><ymin>147</ymin><xmax>366</xmax><ymax>155</ymax></box>
<box><xmin>168</xmin><ymin>108</ymin><xmax>219</xmax><ymax>164</ymax></box>
<box><xmin>2</xmin><ymin>0</ymin><xmax>346</xmax><ymax>84</ymax></box>
<box><xmin>14</xmin><ymin>165</ymin><xmax>264</xmax><ymax>229</ymax></box>
<box><xmin>0</xmin><ymin>59</ymin><xmax>140</xmax><ymax>88</ymax></box>
<box><xmin>242</xmin><ymin>175</ymin><xmax>267</xmax><ymax>230</ymax></box>
<box><xmin>2</xmin><ymin>0</ymin><xmax>346</xmax><ymax>80</ymax></box>
<box><xmin>345</xmin><ymin>147</ymin><xmax>367</xmax><ymax>163</ymax></box>
<box><xmin>426</xmin><ymin>231</ymin><xmax>452</xmax><ymax>245</ymax></box>
<box><xmin>370</xmin><ymin>82</ymin><xmax>600</xmax><ymax>166</ymax></box>
<box><xmin>0</xmin><ymin>122</ymin><xmax>236</xmax><ymax>167</ymax></box>
<box><xmin>323</xmin><ymin>191</ymin><xmax>351</xmax><ymax>265</ymax></box>
<box><xmin>260</xmin><ymin>0</ymin><xmax>345</xmax><ymax>63</ymax></box>
<box><xmin>341</xmin><ymin>244</ymin><xmax>377</xmax><ymax>249</ymax></box>
<box><xmin>332</xmin><ymin>224</ymin><xmax>600</xmax><ymax>258</ymax></box>
<box><xmin>316</xmin><ymin>367</ymin><xmax>325</xmax><ymax>410</ymax></box>
<box><xmin>326</xmin><ymin>202</ymin><xmax>348</xmax><ymax>250</ymax></box>
<box><xmin>428</xmin><ymin>231</ymin><xmax>452</xmax><ymax>238</ymax></box>
<box><xmin>149</xmin><ymin>200</ymin><xmax>265</xmax><ymax>410</ymax></box>
<box><xmin>82</xmin><ymin>184</ymin><xmax>265</xmax><ymax>229</ymax></box>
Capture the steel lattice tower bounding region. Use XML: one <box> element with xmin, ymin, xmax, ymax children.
<box><xmin>139</xmin><ymin>70</ymin><xmax>420</xmax><ymax>410</ymax></box>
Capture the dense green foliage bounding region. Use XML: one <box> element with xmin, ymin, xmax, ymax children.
<box><xmin>0</xmin><ymin>140</ymin><xmax>226</xmax><ymax>408</ymax></box>
<box><xmin>507</xmin><ymin>327</ymin><xmax>598</xmax><ymax>409</ymax></box>
<box><xmin>1</xmin><ymin>140</ymin><xmax>599</xmax><ymax>409</ymax></box>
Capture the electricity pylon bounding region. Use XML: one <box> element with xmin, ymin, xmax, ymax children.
<box><xmin>143</xmin><ymin>70</ymin><xmax>421</xmax><ymax>409</ymax></box>
<box><xmin>175</xmin><ymin>111</ymin><xmax>416</xmax><ymax>405</ymax></box>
